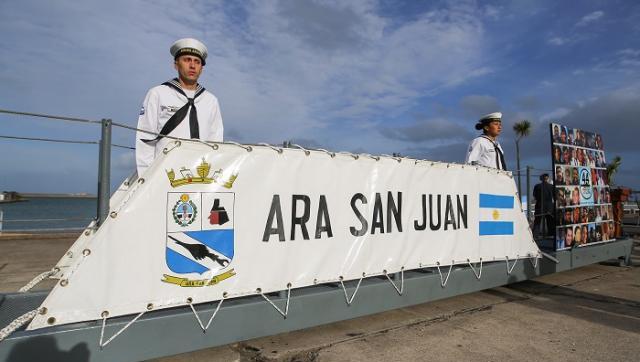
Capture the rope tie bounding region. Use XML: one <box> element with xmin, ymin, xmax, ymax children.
<box><xmin>340</xmin><ymin>275</ymin><xmax>364</xmax><ymax>305</ymax></box>
<box><xmin>188</xmin><ymin>297</ymin><xmax>225</xmax><ymax>332</ymax></box>
<box><xmin>0</xmin><ymin>309</ymin><xmax>38</xmax><ymax>342</ymax></box>
<box><xmin>258</xmin><ymin>143</ymin><xmax>284</xmax><ymax>154</ymax></box>
<box><xmin>505</xmin><ymin>256</ymin><xmax>518</xmax><ymax>275</ymax></box>
<box><xmin>162</xmin><ymin>140</ymin><xmax>182</xmax><ymax>155</ymax></box>
<box><xmin>338</xmin><ymin>151</ymin><xmax>359</xmax><ymax>160</ymax></box>
<box><xmin>226</xmin><ymin>141</ymin><xmax>252</xmax><ymax>152</ymax></box>
<box><xmin>528</xmin><ymin>254</ymin><xmax>540</xmax><ymax>268</ymax></box>
<box><xmin>316</xmin><ymin>148</ymin><xmax>336</xmax><ymax>157</ymax></box>
<box><xmin>110</xmin><ymin>175</ymin><xmax>145</xmax><ymax>217</ymax></box>
<box><xmin>99</xmin><ymin>311</ymin><xmax>146</xmax><ymax>348</ymax></box>
<box><xmin>383</xmin><ymin>269</ymin><xmax>404</xmax><ymax>295</ymax></box>
<box><xmin>193</xmin><ymin>139</ymin><xmax>219</xmax><ymax>151</ymax></box>
<box><xmin>467</xmin><ymin>258</ymin><xmax>483</xmax><ymax>280</ymax></box>
<box><xmin>259</xmin><ymin>284</ymin><xmax>292</xmax><ymax>318</ymax></box>
<box><xmin>291</xmin><ymin>144</ymin><xmax>310</xmax><ymax>156</ymax></box>
<box><xmin>381</xmin><ymin>153</ymin><xmax>405</xmax><ymax>161</ymax></box>
<box><xmin>19</xmin><ymin>268</ymin><xmax>58</xmax><ymax>292</ymax></box>
<box><xmin>436</xmin><ymin>262</ymin><xmax>454</xmax><ymax>287</ymax></box>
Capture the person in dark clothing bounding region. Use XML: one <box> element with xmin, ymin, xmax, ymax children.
<box><xmin>533</xmin><ymin>173</ymin><xmax>555</xmax><ymax>237</ymax></box>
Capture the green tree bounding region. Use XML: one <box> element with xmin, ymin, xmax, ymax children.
<box><xmin>606</xmin><ymin>156</ymin><xmax>622</xmax><ymax>186</ymax></box>
<box><xmin>513</xmin><ymin>120</ymin><xmax>532</xmax><ymax>198</ymax></box>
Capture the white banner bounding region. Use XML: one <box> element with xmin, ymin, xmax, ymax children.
<box><xmin>29</xmin><ymin>141</ymin><xmax>539</xmax><ymax>329</ymax></box>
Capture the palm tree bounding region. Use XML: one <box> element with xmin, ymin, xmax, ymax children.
<box><xmin>606</xmin><ymin>156</ymin><xmax>622</xmax><ymax>186</ymax></box>
<box><xmin>513</xmin><ymin>120</ymin><xmax>532</xmax><ymax>198</ymax></box>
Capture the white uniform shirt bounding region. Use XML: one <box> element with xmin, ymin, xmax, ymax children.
<box><xmin>135</xmin><ymin>84</ymin><xmax>223</xmax><ymax>176</ymax></box>
<box><xmin>465</xmin><ymin>135</ymin><xmax>506</xmax><ymax>169</ymax></box>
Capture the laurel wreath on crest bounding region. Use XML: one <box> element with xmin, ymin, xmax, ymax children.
<box><xmin>172</xmin><ymin>200</ymin><xmax>198</xmax><ymax>227</ymax></box>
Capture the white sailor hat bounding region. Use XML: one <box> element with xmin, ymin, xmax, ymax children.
<box><xmin>475</xmin><ymin>112</ymin><xmax>502</xmax><ymax>130</ymax></box>
<box><xmin>170</xmin><ymin>38</ymin><xmax>208</xmax><ymax>65</ymax></box>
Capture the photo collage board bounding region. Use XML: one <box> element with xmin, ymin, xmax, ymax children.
<box><xmin>551</xmin><ymin>123</ymin><xmax>614</xmax><ymax>250</ymax></box>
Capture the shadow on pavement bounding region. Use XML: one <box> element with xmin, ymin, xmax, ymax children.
<box><xmin>6</xmin><ymin>336</ymin><xmax>90</xmax><ymax>362</ymax></box>
<box><xmin>484</xmin><ymin>279</ymin><xmax>640</xmax><ymax>334</ymax></box>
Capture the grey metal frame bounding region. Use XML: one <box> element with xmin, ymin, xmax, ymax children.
<box><xmin>0</xmin><ymin>238</ymin><xmax>633</xmax><ymax>362</ymax></box>
<box><xmin>97</xmin><ymin>118</ymin><xmax>112</xmax><ymax>226</ymax></box>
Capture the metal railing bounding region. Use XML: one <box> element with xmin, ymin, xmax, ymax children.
<box><xmin>0</xmin><ymin>109</ymin><xmax>125</xmax><ymax>229</ymax></box>
<box><xmin>0</xmin><ymin>107</ymin><xmax>559</xmax><ymax>235</ymax></box>
<box><xmin>0</xmin><ymin>107</ymin><xmax>225</xmax><ymax>230</ymax></box>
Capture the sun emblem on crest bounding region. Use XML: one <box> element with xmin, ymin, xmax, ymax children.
<box><xmin>172</xmin><ymin>194</ymin><xmax>198</xmax><ymax>227</ymax></box>
<box><xmin>492</xmin><ymin>209</ymin><xmax>500</xmax><ymax>220</ymax></box>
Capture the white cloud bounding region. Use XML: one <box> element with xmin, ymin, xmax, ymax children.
<box><xmin>460</xmin><ymin>95</ymin><xmax>500</xmax><ymax>117</ymax></box>
<box><xmin>0</xmin><ymin>0</ymin><xmax>491</xmax><ymax>149</ymax></box>
<box><xmin>590</xmin><ymin>48</ymin><xmax>640</xmax><ymax>74</ymax></box>
<box><xmin>540</xmin><ymin>107</ymin><xmax>570</xmax><ymax>121</ymax></box>
<box><xmin>483</xmin><ymin>5</ymin><xmax>501</xmax><ymax>20</ymax></box>
<box><xmin>576</xmin><ymin>10</ymin><xmax>604</xmax><ymax>27</ymax></box>
<box><xmin>548</xmin><ymin>10</ymin><xmax>605</xmax><ymax>47</ymax></box>
<box><xmin>380</xmin><ymin>117</ymin><xmax>472</xmax><ymax>143</ymax></box>
<box><xmin>112</xmin><ymin>152</ymin><xmax>135</xmax><ymax>171</ymax></box>
<box><xmin>618</xmin><ymin>48</ymin><xmax>640</xmax><ymax>57</ymax></box>
<box><xmin>617</xmin><ymin>48</ymin><xmax>640</xmax><ymax>67</ymax></box>
<box><xmin>548</xmin><ymin>36</ymin><xmax>567</xmax><ymax>46</ymax></box>
<box><xmin>540</xmin><ymin>80</ymin><xmax>556</xmax><ymax>88</ymax></box>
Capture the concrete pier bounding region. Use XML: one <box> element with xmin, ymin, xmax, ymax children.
<box><xmin>0</xmin><ymin>233</ymin><xmax>78</xmax><ymax>293</ymax></box>
<box><xmin>0</xmin><ymin>232</ymin><xmax>638</xmax><ymax>362</ymax></box>
<box><xmin>150</xmin><ymin>260</ymin><xmax>640</xmax><ymax>362</ymax></box>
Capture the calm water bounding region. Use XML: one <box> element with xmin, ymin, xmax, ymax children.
<box><xmin>0</xmin><ymin>198</ymin><xmax>96</xmax><ymax>231</ymax></box>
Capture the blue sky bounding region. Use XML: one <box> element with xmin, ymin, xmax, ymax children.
<box><xmin>1</xmin><ymin>0</ymin><xmax>639</xmax><ymax>193</ymax></box>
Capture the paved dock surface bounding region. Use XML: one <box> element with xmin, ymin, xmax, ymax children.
<box><xmin>1</xmin><ymin>233</ymin><xmax>638</xmax><ymax>362</ymax></box>
<box><xmin>0</xmin><ymin>233</ymin><xmax>78</xmax><ymax>293</ymax></box>
<box><xmin>150</xmin><ymin>263</ymin><xmax>639</xmax><ymax>362</ymax></box>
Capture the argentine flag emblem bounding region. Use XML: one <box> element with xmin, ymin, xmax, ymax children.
<box><xmin>479</xmin><ymin>193</ymin><xmax>515</xmax><ymax>236</ymax></box>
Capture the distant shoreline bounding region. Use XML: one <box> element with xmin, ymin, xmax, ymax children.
<box><xmin>0</xmin><ymin>199</ymin><xmax>28</xmax><ymax>204</ymax></box>
<box><xmin>13</xmin><ymin>193</ymin><xmax>96</xmax><ymax>199</ymax></box>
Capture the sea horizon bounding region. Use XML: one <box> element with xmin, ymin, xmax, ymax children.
<box><xmin>0</xmin><ymin>197</ymin><xmax>96</xmax><ymax>232</ymax></box>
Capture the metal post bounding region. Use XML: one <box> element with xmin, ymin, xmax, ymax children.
<box><xmin>0</xmin><ymin>210</ymin><xmax>3</xmax><ymax>232</ymax></box>
<box><xmin>526</xmin><ymin>166</ymin><xmax>532</xmax><ymax>224</ymax></box>
<box><xmin>540</xmin><ymin>175</ymin><xmax>546</xmax><ymax>236</ymax></box>
<box><xmin>97</xmin><ymin>119</ymin><xmax>112</xmax><ymax>226</ymax></box>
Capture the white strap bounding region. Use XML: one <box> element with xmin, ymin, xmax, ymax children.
<box><xmin>436</xmin><ymin>262</ymin><xmax>454</xmax><ymax>287</ymax></box>
<box><xmin>188</xmin><ymin>297</ymin><xmax>225</xmax><ymax>332</ymax></box>
<box><xmin>260</xmin><ymin>284</ymin><xmax>292</xmax><ymax>318</ymax></box>
<box><xmin>384</xmin><ymin>269</ymin><xmax>404</xmax><ymax>295</ymax></box>
<box><xmin>340</xmin><ymin>275</ymin><xmax>364</xmax><ymax>305</ymax></box>
<box><xmin>99</xmin><ymin>311</ymin><xmax>146</xmax><ymax>348</ymax></box>
<box><xmin>467</xmin><ymin>258</ymin><xmax>483</xmax><ymax>280</ymax></box>
<box><xmin>505</xmin><ymin>256</ymin><xmax>518</xmax><ymax>275</ymax></box>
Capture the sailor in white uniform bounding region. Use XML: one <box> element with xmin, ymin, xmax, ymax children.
<box><xmin>465</xmin><ymin>112</ymin><xmax>507</xmax><ymax>170</ymax></box>
<box><xmin>135</xmin><ymin>38</ymin><xmax>224</xmax><ymax>176</ymax></box>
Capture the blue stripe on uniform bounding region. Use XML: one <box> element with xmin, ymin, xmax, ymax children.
<box><xmin>479</xmin><ymin>194</ymin><xmax>514</xmax><ymax>209</ymax></box>
<box><xmin>479</xmin><ymin>221</ymin><xmax>514</xmax><ymax>235</ymax></box>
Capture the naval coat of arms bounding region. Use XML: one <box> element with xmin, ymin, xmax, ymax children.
<box><xmin>163</xmin><ymin>192</ymin><xmax>236</xmax><ymax>287</ymax></box>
